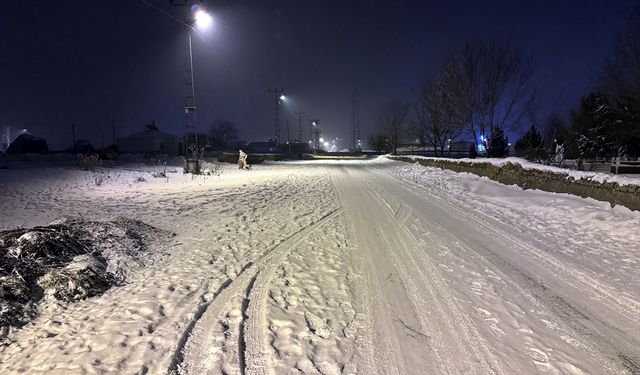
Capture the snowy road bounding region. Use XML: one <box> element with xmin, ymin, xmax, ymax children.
<box><xmin>331</xmin><ymin>162</ymin><xmax>639</xmax><ymax>374</ymax></box>
<box><xmin>1</xmin><ymin>158</ymin><xmax>638</xmax><ymax>374</ymax></box>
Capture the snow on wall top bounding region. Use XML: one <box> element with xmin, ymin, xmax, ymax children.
<box><xmin>396</xmin><ymin>155</ymin><xmax>640</xmax><ymax>187</ymax></box>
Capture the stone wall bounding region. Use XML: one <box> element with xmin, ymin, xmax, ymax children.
<box><xmin>390</xmin><ymin>156</ymin><xmax>640</xmax><ymax>211</ymax></box>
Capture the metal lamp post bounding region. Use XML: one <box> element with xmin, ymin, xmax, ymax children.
<box><xmin>170</xmin><ymin>1</ymin><xmax>212</xmax><ymax>173</ymax></box>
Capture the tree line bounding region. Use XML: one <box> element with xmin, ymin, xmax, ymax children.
<box><xmin>371</xmin><ymin>1</ymin><xmax>639</xmax><ymax>163</ymax></box>
<box><xmin>515</xmin><ymin>3</ymin><xmax>640</xmax><ymax>163</ymax></box>
<box><xmin>187</xmin><ymin>118</ymin><xmax>240</xmax><ymax>151</ymax></box>
<box><xmin>370</xmin><ymin>40</ymin><xmax>533</xmax><ymax>158</ymax></box>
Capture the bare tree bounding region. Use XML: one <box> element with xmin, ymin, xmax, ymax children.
<box><xmin>598</xmin><ymin>2</ymin><xmax>640</xmax><ymax>100</ymax></box>
<box><xmin>378</xmin><ymin>101</ymin><xmax>409</xmax><ymax>155</ymax></box>
<box><xmin>367</xmin><ymin>132</ymin><xmax>388</xmax><ymax>153</ymax></box>
<box><xmin>443</xmin><ymin>41</ymin><xmax>534</xmax><ymax>153</ymax></box>
<box><xmin>412</xmin><ymin>77</ymin><xmax>465</xmax><ymax>156</ymax></box>
<box><xmin>209</xmin><ymin>119</ymin><xmax>239</xmax><ymax>149</ymax></box>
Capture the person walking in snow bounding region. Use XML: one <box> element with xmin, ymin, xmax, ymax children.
<box><xmin>238</xmin><ymin>149</ymin><xmax>250</xmax><ymax>170</ymax></box>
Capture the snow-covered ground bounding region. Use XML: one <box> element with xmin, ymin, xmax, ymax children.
<box><xmin>0</xmin><ymin>157</ymin><xmax>638</xmax><ymax>374</ymax></box>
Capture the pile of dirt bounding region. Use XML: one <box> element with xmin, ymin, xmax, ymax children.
<box><xmin>0</xmin><ymin>217</ymin><xmax>172</xmax><ymax>344</ymax></box>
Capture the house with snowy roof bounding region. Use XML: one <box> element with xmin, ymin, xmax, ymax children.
<box><xmin>117</xmin><ymin>122</ymin><xmax>181</xmax><ymax>156</ymax></box>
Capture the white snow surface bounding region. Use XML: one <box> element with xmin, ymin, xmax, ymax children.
<box><xmin>400</xmin><ymin>155</ymin><xmax>640</xmax><ymax>186</ymax></box>
<box><xmin>0</xmin><ymin>157</ymin><xmax>638</xmax><ymax>374</ymax></box>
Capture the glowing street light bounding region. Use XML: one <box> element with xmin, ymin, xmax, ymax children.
<box><xmin>142</xmin><ymin>1</ymin><xmax>214</xmax><ymax>172</ymax></box>
<box><xmin>194</xmin><ymin>8</ymin><xmax>212</xmax><ymax>30</ymax></box>
<box><xmin>279</xmin><ymin>94</ymin><xmax>286</xmax><ymax>101</ymax></box>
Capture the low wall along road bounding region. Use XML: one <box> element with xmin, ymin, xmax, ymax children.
<box><xmin>390</xmin><ymin>156</ymin><xmax>640</xmax><ymax>212</ymax></box>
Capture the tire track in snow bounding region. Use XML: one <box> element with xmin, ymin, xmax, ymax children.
<box><xmin>378</xmin><ymin>164</ymin><xmax>640</xmax><ymax>320</ymax></box>
<box><xmin>333</xmin><ymin>166</ymin><xmax>503</xmax><ymax>374</ymax></box>
<box><xmin>175</xmin><ymin>207</ymin><xmax>342</xmax><ymax>375</ymax></box>
<box><xmin>354</xmin><ymin>169</ymin><xmax>504</xmax><ymax>374</ymax></box>
<box><xmin>374</xmin><ymin>163</ymin><xmax>640</xmax><ymax>373</ymax></box>
<box><xmin>243</xmin><ymin>209</ymin><xmax>343</xmax><ymax>375</ymax></box>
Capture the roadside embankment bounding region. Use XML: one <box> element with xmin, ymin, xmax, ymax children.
<box><xmin>389</xmin><ymin>156</ymin><xmax>640</xmax><ymax>211</ymax></box>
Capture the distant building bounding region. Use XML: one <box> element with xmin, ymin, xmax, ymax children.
<box><xmin>449</xmin><ymin>140</ymin><xmax>474</xmax><ymax>152</ymax></box>
<box><xmin>281</xmin><ymin>142</ymin><xmax>311</xmax><ymax>154</ymax></box>
<box><xmin>73</xmin><ymin>140</ymin><xmax>96</xmax><ymax>154</ymax></box>
<box><xmin>227</xmin><ymin>140</ymin><xmax>248</xmax><ymax>150</ymax></box>
<box><xmin>7</xmin><ymin>134</ymin><xmax>49</xmax><ymax>154</ymax></box>
<box><xmin>117</xmin><ymin>122</ymin><xmax>180</xmax><ymax>155</ymax></box>
<box><xmin>245</xmin><ymin>141</ymin><xmax>280</xmax><ymax>154</ymax></box>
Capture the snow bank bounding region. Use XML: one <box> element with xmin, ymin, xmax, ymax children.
<box><xmin>404</xmin><ymin>155</ymin><xmax>640</xmax><ymax>186</ymax></box>
<box><xmin>390</xmin><ymin>156</ymin><xmax>640</xmax><ymax>211</ymax></box>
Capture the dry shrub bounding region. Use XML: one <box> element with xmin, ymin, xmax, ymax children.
<box><xmin>78</xmin><ymin>154</ymin><xmax>101</xmax><ymax>171</ymax></box>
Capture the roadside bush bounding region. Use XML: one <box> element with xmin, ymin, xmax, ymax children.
<box><xmin>487</xmin><ymin>127</ymin><xmax>510</xmax><ymax>158</ymax></box>
<box><xmin>515</xmin><ymin>124</ymin><xmax>548</xmax><ymax>162</ymax></box>
<box><xmin>468</xmin><ymin>144</ymin><xmax>478</xmax><ymax>159</ymax></box>
<box><xmin>78</xmin><ymin>154</ymin><xmax>101</xmax><ymax>171</ymax></box>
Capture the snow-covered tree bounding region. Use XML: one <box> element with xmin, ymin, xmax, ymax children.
<box><xmin>570</xmin><ymin>92</ymin><xmax>630</xmax><ymax>160</ymax></box>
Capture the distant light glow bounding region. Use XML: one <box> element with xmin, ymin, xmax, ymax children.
<box><xmin>279</xmin><ymin>94</ymin><xmax>286</xmax><ymax>101</ymax></box>
<box><xmin>319</xmin><ymin>137</ymin><xmax>324</xmax><ymax>143</ymax></box>
<box><xmin>194</xmin><ymin>9</ymin><xmax>212</xmax><ymax>30</ymax></box>
<box><xmin>478</xmin><ymin>134</ymin><xmax>487</xmax><ymax>153</ymax></box>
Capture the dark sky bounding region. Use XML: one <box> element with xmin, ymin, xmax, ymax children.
<box><xmin>0</xmin><ymin>0</ymin><xmax>634</xmax><ymax>150</ymax></box>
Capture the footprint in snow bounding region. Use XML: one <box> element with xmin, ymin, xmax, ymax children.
<box><xmin>527</xmin><ymin>347</ymin><xmax>552</xmax><ymax>370</ymax></box>
<box><xmin>304</xmin><ymin>312</ymin><xmax>332</xmax><ymax>339</ymax></box>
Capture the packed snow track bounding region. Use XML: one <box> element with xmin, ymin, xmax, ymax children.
<box><xmin>0</xmin><ymin>157</ymin><xmax>638</xmax><ymax>374</ymax></box>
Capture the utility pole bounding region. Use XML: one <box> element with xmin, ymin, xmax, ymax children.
<box><xmin>171</xmin><ymin>0</ymin><xmax>202</xmax><ymax>173</ymax></box>
<box><xmin>268</xmin><ymin>88</ymin><xmax>285</xmax><ymax>144</ymax></box>
<box><xmin>294</xmin><ymin>111</ymin><xmax>305</xmax><ymax>143</ymax></box>
<box><xmin>351</xmin><ymin>85</ymin><xmax>360</xmax><ymax>150</ymax></box>
<box><xmin>71</xmin><ymin>123</ymin><xmax>76</xmax><ymax>149</ymax></box>
<box><xmin>310</xmin><ymin>119</ymin><xmax>321</xmax><ymax>151</ymax></box>
<box><xmin>286</xmin><ymin>120</ymin><xmax>291</xmax><ymax>153</ymax></box>
<box><xmin>112</xmin><ymin>118</ymin><xmax>116</xmax><ymax>146</ymax></box>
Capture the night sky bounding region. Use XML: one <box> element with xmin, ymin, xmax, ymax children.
<box><xmin>0</xmin><ymin>0</ymin><xmax>634</xmax><ymax>150</ymax></box>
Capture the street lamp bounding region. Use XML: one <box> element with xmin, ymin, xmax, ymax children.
<box><xmin>165</xmin><ymin>1</ymin><xmax>213</xmax><ymax>173</ymax></box>
<box><xmin>143</xmin><ymin>1</ymin><xmax>212</xmax><ymax>172</ymax></box>
<box><xmin>194</xmin><ymin>8</ymin><xmax>212</xmax><ymax>29</ymax></box>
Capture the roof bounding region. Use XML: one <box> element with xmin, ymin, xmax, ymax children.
<box><xmin>120</xmin><ymin>129</ymin><xmax>178</xmax><ymax>140</ymax></box>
